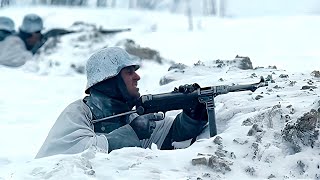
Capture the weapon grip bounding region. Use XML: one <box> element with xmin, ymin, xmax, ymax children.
<box><xmin>136</xmin><ymin>106</ymin><xmax>145</xmax><ymax>115</ymax></box>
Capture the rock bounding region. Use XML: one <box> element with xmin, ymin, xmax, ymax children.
<box><xmin>266</xmin><ymin>74</ymin><xmax>272</xmax><ymax>81</ymax></box>
<box><xmin>210</xmin><ymin>56</ymin><xmax>253</xmax><ymax>70</ymax></box>
<box><xmin>208</xmin><ymin>155</ymin><xmax>233</xmax><ymax>174</ymax></box>
<box><xmin>311</xmin><ymin>70</ymin><xmax>320</xmax><ymax>78</ymax></box>
<box><xmin>251</xmin><ymin>73</ymin><xmax>257</xmax><ymax>78</ymax></box>
<box><xmin>247</xmin><ymin>124</ymin><xmax>263</xmax><ymax>136</ymax></box>
<box><xmin>255</xmin><ymin>95</ymin><xmax>264</xmax><ymax>100</ymax></box>
<box><xmin>116</xmin><ymin>39</ymin><xmax>163</xmax><ymax>64</ymax></box>
<box><xmin>288</xmin><ymin>81</ymin><xmax>297</xmax><ymax>86</ymax></box>
<box><xmin>245</xmin><ymin>166</ymin><xmax>256</xmax><ymax>176</ymax></box>
<box><xmin>268</xmin><ymin>174</ymin><xmax>276</xmax><ymax>179</ymax></box>
<box><xmin>213</xmin><ymin>136</ymin><xmax>223</xmax><ymax>145</ymax></box>
<box><xmin>215</xmin><ymin>150</ymin><xmax>226</xmax><ymax>157</ymax></box>
<box><xmin>242</xmin><ymin>118</ymin><xmax>253</xmax><ymax>126</ymax></box>
<box><xmin>192</xmin><ymin>153</ymin><xmax>233</xmax><ymax>174</ymax></box>
<box><xmin>297</xmin><ymin>160</ymin><xmax>306</xmax><ymax>175</ymax></box>
<box><xmin>301</xmin><ymin>85</ymin><xmax>317</xmax><ymax>90</ymax></box>
<box><xmin>254</xmin><ymin>66</ymin><xmax>264</xmax><ymax>70</ymax></box>
<box><xmin>168</xmin><ymin>63</ymin><xmax>188</xmax><ymax>71</ymax></box>
<box><xmin>307</xmin><ymin>79</ymin><xmax>314</xmax><ymax>85</ymax></box>
<box><xmin>279</xmin><ymin>74</ymin><xmax>289</xmax><ymax>78</ymax></box>
<box><xmin>268</xmin><ymin>65</ymin><xmax>277</xmax><ymax>69</ymax></box>
<box><xmin>191</xmin><ymin>157</ymin><xmax>207</xmax><ymax>166</ymax></box>
<box><xmin>159</xmin><ymin>76</ymin><xmax>175</xmax><ymax>86</ymax></box>
<box><xmin>235</xmin><ymin>55</ymin><xmax>253</xmax><ymax>70</ymax></box>
<box><xmin>282</xmin><ymin>109</ymin><xmax>319</xmax><ymax>153</ymax></box>
<box><xmin>70</xmin><ymin>64</ymin><xmax>85</xmax><ymax>74</ymax></box>
<box><xmin>233</xmin><ymin>138</ymin><xmax>249</xmax><ymax>145</ymax></box>
<box><xmin>194</xmin><ymin>60</ymin><xmax>205</xmax><ymax>66</ymax></box>
<box><xmin>273</xmin><ymin>85</ymin><xmax>282</xmax><ymax>89</ymax></box>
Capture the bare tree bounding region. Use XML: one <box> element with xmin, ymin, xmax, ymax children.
<box><xmin>39</xmin><ymin>0</ymin><xmax>49</xmax><ymax>5</ymax></box>
<box><xmin>210</xmin><ymin>0</ymin><xmax>216</xmax><ymax>15</ymax></box>
<box><xmin>1</xmin><ymin>0</ymin><xmax>11</xmax><ymax>7</ymax></box>
<box><xmin>71</xmin><ymin>0</ymin><xmax>87</xmax><ymax>6</ymax></box>
<box><xmin>136</xmin><ymin>0</ymin><xmax>161</xmax><ymax>10</ymax></box>
<box><xmin>202</xmin><ymin>0</ymin><xmax>208</xmax><ymax>15</ymax></box>
<box><xmin>218</xmin><ymin>0</ymin><xmax>226</xmax><ymax>17</ymax></box>
<box><xmin>97</xmin><ymin>0</ymin><xmax>107</xmax><ymax>7</ymax></box>
<box><xmin>50</xmin><ymin>0</ymin><xmax>87</xmax><ymax>6</ymax></box>
<box><xmin>170</xmin><ymin>0</ymin><xmax>180</xmax><ymax>13</ymax></box>
<box><xmin>50</xmin><ymin>0</ymin><xmax>66</xmax><ymax>5</ymax></box>
<box><xmin>129</xmin><ymin>0</ymin><xmax>136</xmax><ymax>9</ymax></box>
<box><xmin>186</xmin><ymin>0</ymin><xmax>193</xmax><ymax>31</ymax></box>
<box><xmin>203</xmin><ymin>0</ymin><xmax>216</xmax><ymax>16</ymax></box>
<box><xmin>111</xmin><ymin>0</ymin><xmax>116</xmax><ymax>7</ymax></box>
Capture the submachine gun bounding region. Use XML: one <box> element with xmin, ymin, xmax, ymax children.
<box><xmin>31</xmin><ymin>28</ymin><xmax>77</xmax><ymax>54</ymax></box>
<box><xmin>31</xmin><ymin>27</ymin><xmax>131</xmax><ymax>54</ymax></box>
<box><xmin>92</xmin><ymin>77</ymin><xmax>268</xmax><ymax>137</ymax></box>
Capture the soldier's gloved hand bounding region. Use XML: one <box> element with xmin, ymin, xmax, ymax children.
<box><xmin>174</xmin><ymin>83</ymin><xmax>200</xmax><ymax>94</ymax></box>
<box><xmin>129</xmin><ymin>113</ymin><xmax>164</xmax><ymax>140</ymax></box>
<box><xmin>174</xmin><ymin>83</ymin><xmax>208</xmax><ymax>121</ymax></box>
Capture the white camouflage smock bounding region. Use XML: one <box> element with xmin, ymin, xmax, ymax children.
<box><xmin>0</xmin><ymin>35</ymin><xmax>33</xmax><ymax>67</ymax></box>
<box><xmin>35</xmin><ymin>99</ymin><xmax>176</xmax><ymax>158</ymax></box>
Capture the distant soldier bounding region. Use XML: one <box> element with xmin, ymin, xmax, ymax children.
<box><xmin>0</xmin><ymin>14</ymin><xmax>43</xmax><ymax>67</ymax></box>
<box><xmin>18</xmin><ymin>13</ymin><xmax>44</xmax><ymax>53</ymax></box>
<box><xmin>0</xmin><ymin>16</ymin><xmax>15</xmax><ymax>41</ymax></box>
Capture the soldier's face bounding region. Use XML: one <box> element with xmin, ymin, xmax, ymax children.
<box><xmin>26</xmin><ymin>32</ymin><xmax>41</xmax><ymax>49</ymax></box>
<box><xmin>120</xmin><ymin>66</ymin><xmax>141</xmax><ymax>99</ymax></box>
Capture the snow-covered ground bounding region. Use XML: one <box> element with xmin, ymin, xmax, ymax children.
<box><xmin>0</xmin><ymin>6</ymin><xmax>319</xmax><ymax>180</ymax></box>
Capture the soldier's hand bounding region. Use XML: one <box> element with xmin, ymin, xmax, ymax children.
<box><xmin>174</xmin><ymin>83</ymin><xmax>200</xmax><ymax>93</ymax></box>
<box><xmin>174</xmin><ymin>83</ymin><xmax>208</xmax><ymax>121</ymax></box>
<box><xmin>129</xmin><ymin>113</ymin><xmax>164</xmax><ymax>140</ymax></box>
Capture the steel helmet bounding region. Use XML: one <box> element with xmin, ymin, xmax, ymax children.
<box><xmin>0</xmin><ymin>16</ymin><xmax>15</xmax><ymax>32</ymax></box>
<box><xmin>85</xmin><ymin>47</ymin><xmax>140</xmax><ymax>94</ymax></box>
<box><xmin>19</xmin><ymin>14</ymin><xmax>43</xmax><ymax>33</ymax></box>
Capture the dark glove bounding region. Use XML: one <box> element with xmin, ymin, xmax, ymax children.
<box><xmin>129</xmin><ymin>113</ymin><xmax>164</xmax><ymax>140</ymax></box>
<box><xmin>175</xmin><ymin>83</ymin><xmax>208</xmax><ymax>121</ymax></box>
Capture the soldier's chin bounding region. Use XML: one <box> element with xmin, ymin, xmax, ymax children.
<box><xmin>131</xmin><ymin>90</ymin><xmax>140</xmax><ymax>99</ymax></box>
<box><xmin>134</xmin><ymin>92</ymin><xmax>141</xmax><ymax>99</ymax></box>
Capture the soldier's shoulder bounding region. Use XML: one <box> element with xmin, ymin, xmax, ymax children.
<box><xmin>4</xmin><ymin>35</ymin><xmax>24</xmax><ymax>44</ymax></box>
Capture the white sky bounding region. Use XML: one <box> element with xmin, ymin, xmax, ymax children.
<box><xmin>0</xmin><ymin>5</ymin><xmax>319</xmax><ymax>180</ymax></box>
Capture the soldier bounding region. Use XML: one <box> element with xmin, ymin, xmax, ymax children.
<box><xmin>0</xmin><ymin>16</ymin><xmax>15</xmax><ymax>41</ymax></box>
<box><xmin>0</xmin><ymin>14</ymin><xmax>43</xmax><ymax>67</ymax></box>
<box><xmin>36</xmin><ymin>47</ymin><xmax>208</xmax><ymax>158</ymax></box>
<box><xmin>18</xmin><ymin>13</ymin><xmax>44</xmax><ymax>53</ymax></box>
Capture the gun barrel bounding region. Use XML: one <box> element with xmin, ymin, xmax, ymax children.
<box><xmin>227</xmin><ymin>77</ymin><xmax>268</xmax><ymax>93</ymax></box>
<box><xmin>228</xmin><ymin>84</ymin><xmax>258</xmax><ymax>92</ymax></box>
<box><xmin>99</xmin><ymin>28</ymin><xmax>131</xmax><ymax>34</ymax></box>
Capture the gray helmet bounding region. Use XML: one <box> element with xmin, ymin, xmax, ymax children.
<box><xmin>0</xmin><ymin>16</ymin><xmax>15</xmax><ymax>32</ymax></box>
<box><xmin>19</xmin><ymin>14</ymin><xmax>43</xmax><ymax>33</ymax></box>
<box><xmin>85</xmin><ymin>47</ymin><xmax>140</xmax><ymax>94</ymax></box>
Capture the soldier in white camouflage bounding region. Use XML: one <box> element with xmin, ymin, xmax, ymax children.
<box><xmin>0</xmin><ymin>14</ymin><xmax>43</xmax><ymax>67</ymax></box>
<box><xmin>36</xmin><ymin>47</ymin><xmax>208</xmax><ymax>158</ymax></box>
<box><xmin>0</xmin><ymin>16</ymin><xmax>15</xmax><ymax>41</ymax></box>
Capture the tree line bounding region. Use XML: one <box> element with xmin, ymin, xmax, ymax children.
<box><xmin>1</xmin><ymin>0</ymin><xmax>226</xmax><ymax>17</ymax></box>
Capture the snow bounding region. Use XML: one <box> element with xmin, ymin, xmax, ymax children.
<box><xmin>0</xmin><ymin>5</ymin><xmax>320</xmax><ymax>180</ymax></box>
